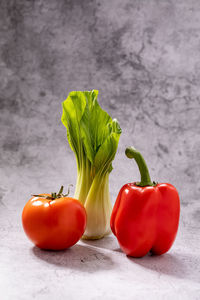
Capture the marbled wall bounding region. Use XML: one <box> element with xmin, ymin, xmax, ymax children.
<box><xmin>1</xmin><ymin>0</ymin><xmax>200</xmax><ymax>210</ymax></box>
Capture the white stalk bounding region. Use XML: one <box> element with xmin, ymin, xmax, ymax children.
<box><xmin>82</xmin><ymin>172</ymin><xmax>112</xmax><ymax>239</ymax></box>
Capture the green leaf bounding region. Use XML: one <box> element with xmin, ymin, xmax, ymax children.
<box><xmin>80</xmin><ymin>90</ymin><xmax>112</xmax><ymax>164</ymax></box>
<box><xmin>61</xmin><ymin>90</ymin><xmax>121</xmax><ymax>174</ymax></box>
<box><xmin>93</xmin><ymin>119</ymin><xmax>122</xmax><ymax>175</ymax></box>
<box><xmin>61</xmin><ymin>91</ymin><xmax>86</xmax><ymax>167</ymax></box>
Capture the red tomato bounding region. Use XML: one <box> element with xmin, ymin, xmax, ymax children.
<box><xmin>22</xmin><ymin>194</ymin><xmax>86</xmax><ymax>250</ymax></box>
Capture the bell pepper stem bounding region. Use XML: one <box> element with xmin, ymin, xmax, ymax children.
<box><xmin>125</xmin><ymin>147</ymin><xmax>154</xmax><ymax>187</ymax></box>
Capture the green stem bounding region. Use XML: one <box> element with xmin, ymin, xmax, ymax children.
<box><xmin>125</xmin><ymin>147</ymin><xmax>154</xmax><ymax>187</ymax></box>
<box><xmin>32</xmin><ymin>185</ymin><xmax>73</xmax><ymax>201</ymax></box>
<box><xmin>57</xmin><ymin>186</ymin><xmax>64</xmax><ymax>196</ymax></box>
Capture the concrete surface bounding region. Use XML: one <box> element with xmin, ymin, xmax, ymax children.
<box><xmin>0</xmin><ymin>207</ymin><xmax>200</xmax><ymax>300</ymax></box>
<box><xmin>1</xmin><ymin>0</ymin><xmax>200</xmax><ymax>299</ymax></box>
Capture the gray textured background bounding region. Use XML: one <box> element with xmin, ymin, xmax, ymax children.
<box><xmin>1</xmin><ymin>1</ymin><xmax>200</xmax><ymax>299</ymax></box>
<box><xmin>1</xmin><ymin>0</ymin><xmax>200</xmax><ymax>207</ymax></box>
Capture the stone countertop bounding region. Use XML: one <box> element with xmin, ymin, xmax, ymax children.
<box><xmin>1</xmin><ymin>202</ymin><xmax>200</xmax><ymax>300</ymax></box>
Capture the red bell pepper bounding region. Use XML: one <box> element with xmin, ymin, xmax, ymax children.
<box><xmin>110</xmin><ymin>147</ymin><xmax>180</xmax><ymax>257</ymax></box>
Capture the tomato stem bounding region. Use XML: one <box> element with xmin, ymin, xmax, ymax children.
<box><xmin>32</xmin><ymin>195</ymin><xmax>53</xmax><ymax>200</ymax></box>
<box><xmin>125</xmin><ymin>147</ymin><xmax>155</xmax><ymax>187</ymax></box>
<box><xmin>32</xmin><ymin>185</ymin><xmax>73</xmax><ymax>200</ymax></box>
<box><xmin>65</xmin><ymin>184</ymin><xmax>73</xmax><ymax>197</ymax></box>
<box><xmin>58</xmin><ymin>185</ymin><xmax>64</xmax><ymax>196</ymax></box>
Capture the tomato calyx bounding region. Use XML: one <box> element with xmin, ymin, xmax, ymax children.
<box><xmin>32</xmin><ymin>185</ymin><xmax>73</xmax><ymax>200</ymax></box>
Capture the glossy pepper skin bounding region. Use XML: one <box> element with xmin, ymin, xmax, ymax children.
<box><xmin>110</xmin><ymin>147</ymin><xmax>180</xmax><ymax>258</ymax></box>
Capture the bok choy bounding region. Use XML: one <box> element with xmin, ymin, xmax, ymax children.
<box><xmin>61</xmin><ymin>90</ymin><xmax>121</xmax><ymax>239</ymax></box>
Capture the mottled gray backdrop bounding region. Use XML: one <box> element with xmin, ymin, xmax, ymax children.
<box><xmin>1</xmin><ymin>1</ymin><xmax>200</xmax><ymax>299</ymax></box>
<box><xmin>1</xmin><ymin>0</ymin><xmax>200</xmax><ymax>209</ymax></box>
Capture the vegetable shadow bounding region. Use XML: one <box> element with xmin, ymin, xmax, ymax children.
<box><xmin>32</xmin><ymin>243</ymin><xmax>115</xmax><ymax>273</ymax></box>
<box><xmin>81</xmin><ymin>235</ymin><xmax>122</xmax><ymax>252</ymax></box>
<box><xmin>128</xmin><ymin>252</ymin><xmax>200</xmax><ymax>283</ymax></box>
